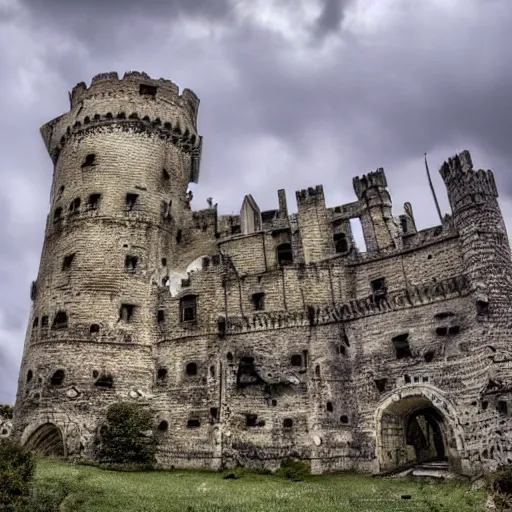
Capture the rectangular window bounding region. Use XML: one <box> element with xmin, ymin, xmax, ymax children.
<box><xmin>180</xmin><ymin>296</ymin><xmax>197</xmax><ymax>323</ymax></box>
<box><xmin>252</xmin><ymin>292</ymin><xmax>265</xmax><ymax>311</ymax></box>
<box><xmin>120</xmin><ymin>304</ymin><xmax>135</xmax><ymax>323</ymax></box>
<box><xmin>126</xmin><ymin>193</ymin><xmax>139</xmax><ymax>211</ymax></box>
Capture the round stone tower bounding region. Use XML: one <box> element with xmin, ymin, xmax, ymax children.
<box><xmin>13</xmin><ymin>71</ymin><xmax>202</xmax><ymax>456</ymax></box>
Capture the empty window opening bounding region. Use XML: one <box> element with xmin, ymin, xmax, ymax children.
<box><xmin>340</xmin><ymin>415</ymin><xmax>349</xmax><ymax>424</ymax></box>
<box><xmin>427</xmin><ymin>254</ymin><xmax>433</xmax><ymax>260</ymax></box>
<box><xmin>209</xmin><ymin>365</ymin><xmax>215</xmax><ymax>378</ymax></box>
<box><xmin>252</xmin><ymin>292</ymin><xmax>265</xmax><ymax>311</ymax></box>
<box><xmin>176</xmin><ymin>230</ymin><xmax>183</xmax><ymax>244</ymax></box>
<box><xmin>210</xmin><ymin>408</ymin><xmax>219</xmax><ymax>422</ymax></box>
<box><xmin>62</xmin><ymin>253</ymin><xmax>75</xmax><ymax>270</ymax></box>
<box><xmin>338</xmin><ymin>345</ymin><xmax>346</xmax><ymax>355</ymax></box>
<box><xmin>414</xmin><ymin>376</ymin><xmax>420</xmax><ymax>383</ymax></box>
<box><xmin>139</xmin><ymin>84</ymin><xmax>157</xmax><ymax>97</ymax></box>
<box><xmin>186</xmin><ymin>362</ymin><xmax>198</xmax><ymax>376</ymax></box>
<box><xmin>125</xmin><ymin>255</ymin><xmax>138</xmax><ymax>273</ymax></box>
<box><xmin>290</xmin><ymin>354</ymin><xmax>302</xmax><ymax>367</ymax></box>
<box><xmin>424</xmin><ymin>351</ymin><xmax>434</xmax><ymax>363</ymax></box>
<box><xmin>392</xmin><ymin>333</ymin><xmax>411</xmax><ymax>359</ymax></box>
<box><xmin>32</xmin><ymin>317</ymin><xmax>39</xmax><ymax>328</ymax></box>
<box><xmin>41</xmin><ymin>316</ymin><xmax>49</xmax><ymax>327</ymax></box>
<box><xmin>162</xmin><ymin>169</ymin><xmax>170</xmax><ymax>180</ymax></box>
<box><xmin>92</xmin><ymin>370</ymin><xmax>99</xmax><ymax>379</ymax></box>
<box><xmin>52</xmin><ymin>311</ymin><xmax>68</xmax><ymax>330</ymax></box>
<box><xmin>375</xmin><ymin>378</ymin><xmax>387</xmax><ymax>393</ymax></box>
<box><xmin>334</xmin><ymin>232</ymin><xmax>348</xmax><ymax>253</ymax></box>
<box><xmin>349</xmin><ymin>218</ymin><xmax>367</xmax><ymax>252</ymax></box>
<box><xmin>161</xmin><ymin>258</ymin><xmax>167</xmax><ymax>266</ymax></box>
<box><xmin>482</xmin><ymin>401</ymin><xmax>489</xmax><ymax>410</ymax></box>
<box><xmin>276</xmin><ymin>243</ymin><xmax>293</xmax><ymax>266</ymax></box>
<box><xmin>27</xmin><ymin>370</ymin><xmax>33</xmax><ymax>383</ymax></box>
<box><xmin>477</xmin><ymin>300</ymin><xmax>489</xmax><ymax>317</ymax></box>
<box><xmin>82</xmin><ymin>154</ymin><xmax>96</xmax><ymax>167</ymax></box>
<box><xmin>405</xmin><ymin>375</ymin><xmax>411</xmax><ymax>383</ymax></box>
<box><xmin>218</xmin><ymin>316</ymin><xmax>226</xmax><ymax>338</ymax></box>
<box><xmin>302</xmin><ymin>350</ymin><xmax>308</xmax><ymax>368</ymax></box>
<box><xmin>315</xmin><ymin>365</ymin><xmax>320</xmax><ymax>378</ymax></box>
<box><xmin>187</xmin><ymin>419</ymin><xmax>201</xmax><ymax>428</ymax></box>
<box><xmin>57</xmin><ymin>185</ymin><xmax>64</xmax><ymax>199</ymax></box>
<box><xmin>271</xmin><ymin>399</ymin><xmax>277</xmax><ymax>407</ymax></box>
<box><xmin>231</xmin><ymin>225</ymin><xmax>241</xmax><ymax>235</ymax></box>
<box><xmin>227</xmin><ymin>352</ymin><xmax>233</xmax><ymax>363</ymax></box>
<box><xmin>87</xmin><ymin>193</ymin><xmax>101</xmax><ymax>210</ymax></box>
<box><xmin>283</xmin><ymin>418</ymin><xmax>293</xmax><ymax>429</ymax></box>
<box><xmin>69</xmin><ymin>198</ymin><xmax>81</xmax><ymax>214</ymax></box>
<box><xmin>326</xmin><ymin>401</ymin><xmax>333</xmax><ymax>412</ymax></box>
<box><xmin>157</xmin><ymin>368</ymin><xmax>167</xmax><ymax>380</ymax></box>
<box><xmin>158</xmin><ymin>421</ymin><xmax>168</xmax><ymax>432</ymax></box>
<box><xmin>371</xmin><ymin>278</ymin><xmax>387</xmax><ymax>303</ymax></box>
<box><xmin>498</xmin><ymin>401</ymin><xmax>508</xmax><ymax>415</ymax></box>
<box><xmin>50</xmin><ymin>370</ymin><xmax>65</xmax><ymax>386</ymax></box>
<box><xmin>89</xmin><ymin>324</ymin><xmax>100</xmax><ymax>333</ymax></box>
<box><xmin>342</xmin><ymin>333</ymin><xmax>350</xmax><ymax>347</ymax></box>
<box><xmin>119</xmin><ymin>304</ymin><xmax>135</xmax><ymax>323</ymax></box>
<box><xmin>401</xmin><ymin>217</ymin><xmax>408</xmax><ymax>233</ymax></box>
<box><xmin>126</xmin><ymin>193</ymin><xmax>139</xmax><ymax>211</ymax></box>
<box><xmin>246</xmin><ymin>414</ymin><xmax>258</xmax><ymax>427</ymax></box>
<box><xmin>180</xmin><ymin>295</ymin><xmax>197</xmax><ymax>322</ymax></box>
<box><xmin>157</xmin><ymin>310</ymin><xmax>165</xmax><ymax>323</ymax></box>
<box><xmin>53</xmin><ymin>207</ymin><xmax>63</xmax><ymax>222</ymax></box>
<box><xmin>448</xmin><ymin>325</ymin><xmax>460</xmax><ymax>335</ymax></box>
<box><xmin>436</xmin><ymin>327</ymin><xmax>448</xmax><ymax>336</ymax></box>
<box><xmin>435</xmin><ymin>311</ymin><xmax>454</xmax><ymax>320</ymax></box>
<box><xmin>94</xmin><ymin>374</ymin><xmax>113</xmax><ymax>388</ymax></box>
<box><xmin>422</xmin><ymin>376</ymin><xmax>429</xmax><ymax>382</ymax></box>
<box><xmin>200</xmin><ymin>257</ymin><xmax>210</xmax><ymax>270</ymax></box>
<box><xmin>181</xmin><ymin>278</ymin><xmax>190</xmax><ymax>288</ymax></box>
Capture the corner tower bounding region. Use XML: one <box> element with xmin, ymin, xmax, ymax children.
<box><xmin>13</xmin><ymin>72</ymin><xmax>202</xmax><ymax>455</ymax></box>
<box><xmin>440</xmin><ymin>150</ymin><xmax>512</xmax><ymax>327</ymax></box>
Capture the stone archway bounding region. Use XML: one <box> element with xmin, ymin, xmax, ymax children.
<box><xmin>24</xmin><ymin>423</ymin><xmax>65</xmax><ymax>457</ymax></box>
<box><xmin>375</xmin><ymin>386</ymin><xmax>466</xmax><ymax>474</ymax></box>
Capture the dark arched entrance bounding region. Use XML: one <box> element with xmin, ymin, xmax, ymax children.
<box><xmin>405</xmin><ymin>406</ymin><xmax>446</xmax><ymax>463</ymax></box>
<box><xmin>24</xmin><ymin>423</ymin><xmax>65</xmax><ymax>457</ymax></box>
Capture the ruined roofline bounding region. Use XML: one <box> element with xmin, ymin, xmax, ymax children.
<box><xmin>69</xmin><ymin>71</ymin><xmax>200</xmax><ymax>119</ymax></box>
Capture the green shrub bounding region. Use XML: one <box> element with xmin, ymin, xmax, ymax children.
<box><xmin>0</xmin><ymin>438</ymin><xmax>35</xmax><ymax>509</ymax></box>
<box><xmin>97</xmin><ymin>403</ymin><xmax>157</xmax><ymax>467</ymax></box>
<box><xmin>275</xmin><ymin>459</ymin><xmax>310</xmax><ymax>481</ymax></box>
<box><xmin>0</xmin><ymin>404</ymin><xmax>13</xmax><ymax>419</ymax></box>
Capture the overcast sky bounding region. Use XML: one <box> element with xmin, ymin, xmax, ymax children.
<box><xmin>1</xmin><ymin>0</ymin><xmax>512</xmax><ymax>404</ymax></box>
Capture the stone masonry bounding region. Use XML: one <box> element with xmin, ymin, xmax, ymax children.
<box><xmin>12</xmin><ymin>71</ymin><xmax>512</xmax><ymax>476</ymax></box>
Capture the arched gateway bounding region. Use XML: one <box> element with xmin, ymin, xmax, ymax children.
<box><xmin>23</xmin><ymin>423</ymin><xmax>66</xmax><ymax>457</ymax></box>
<box><xmin>375</xmin><ymin>385</ymin><xmax>466</xmax><ymax>474</ymax></box>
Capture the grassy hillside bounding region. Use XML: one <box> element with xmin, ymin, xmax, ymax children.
<box><xmin>33</xmin><ymin>458</ymin><xmax>486</xmax><ymax>512</ymax></box>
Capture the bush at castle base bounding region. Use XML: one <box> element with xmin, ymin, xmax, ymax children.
<box><xmin>97</xmin><ymin>403</ymin><xmax>157</xmax><ymax>468</ymax></box>
<box><xmin>0</xmin><ymin>438</ymin><xmax>35</xmax><ymax>509</ymax></box>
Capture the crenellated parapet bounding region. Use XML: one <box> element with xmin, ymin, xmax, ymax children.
<box><xmin>295</xmin><ymin>185</ymin><xmax>325</xmax><ymax>206</ymax></box>
<box><xmin>440</xmin><ymin>150</ymin><xmax>498</xmax><ymax>214</ymax></box>
<box><xmin>41</xmin><ymin>71</ymin><xmax>202</xmax><ymax>172</ymax></box>
<box><xmin>353</xmin><ymin>168</ymin><xmax>389</xmax><ymax>202</ymax></box>
<box><xmin>69</xmin><ymin>71</ymin><xmax>199</xmax><ymax>118</ymax></box>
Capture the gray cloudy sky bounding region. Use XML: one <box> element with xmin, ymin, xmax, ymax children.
<box><xmin>1</xmin><ymin>0</ymin><xmax>512</xmax><ymax>404</ymax></box>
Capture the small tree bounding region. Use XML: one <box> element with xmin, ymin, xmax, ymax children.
<box><xmin>97</xmin><ymin>403</ymin><xmax>157</xmax><ymax>467</ymax></box>
<box><xmin>0</xmin><ymin>438</ymin><xmax>35</xmax><ymax>509</ymax></box>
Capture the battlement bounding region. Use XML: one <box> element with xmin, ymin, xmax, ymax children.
<box><xmin>69</xmin><ymin>71</ymin><xmax>200</xmax><ymax>121</ymax></box>
<box><xmin>295</xmin><ymin>185</ymin><xmax>325</xmax><ymax>205</ymax></box>
<box><xmin>353</xmin><ymin>168</ymin><xmax>388</xmax><ymax>200</ymax></box>
<box><xmin>440</xmin><ymin>151</ymin><xmax>498</xmax><ymax>212</ymax></box>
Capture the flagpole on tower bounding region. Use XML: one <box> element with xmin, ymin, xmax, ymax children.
<box><xmin>425</xmin><ymin>153</ymin><xmax>443</xmax><ymax>224</ymax></box>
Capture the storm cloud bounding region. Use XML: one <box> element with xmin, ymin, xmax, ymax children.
<box><xmin>1</xmin><ymin>0</ymin><xmax>512</xmax><ymax>404</ymax></box>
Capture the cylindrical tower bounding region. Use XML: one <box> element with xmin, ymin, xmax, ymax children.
<box><xmin>13</xmin><ymin>71</ymin><xmax>202</xmax><ymax>456</ymax></box>
<box><xmin>440</xmin><ymin>150</ymin><xmax>512</xmax><ymax>328</ymax></box>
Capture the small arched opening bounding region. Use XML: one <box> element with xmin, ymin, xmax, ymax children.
<box><xmin>375</xmin><ymin>387</ymin><xmax>465</xmax><ymax>474</ymax></box>
<box><xmin>24</xmin><ymin>423</ymin><xmax>65</xmax><ymax>457</ymax></box>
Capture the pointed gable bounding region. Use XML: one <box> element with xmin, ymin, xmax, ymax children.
<box><xmin>240</xmin><ymin>194</ymin><xmax>262</xmax><ymax>234</ymax></box>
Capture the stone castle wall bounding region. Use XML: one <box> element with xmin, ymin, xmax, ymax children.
<box><xmin>12</xmin><ymin>72</ymin><xmax>512</xmax><ymax>476</ymax></box>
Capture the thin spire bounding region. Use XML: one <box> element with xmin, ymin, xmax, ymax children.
<box><xmin>425</xmin><ymin>153</ymin><xmax>443</xmax><ymax>224</ymax></box>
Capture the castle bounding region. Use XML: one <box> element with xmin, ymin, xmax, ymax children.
<box><xmin>12</xmin><ymin>71</ymin><xmax>512</xmax><ymax>476</ymax></box>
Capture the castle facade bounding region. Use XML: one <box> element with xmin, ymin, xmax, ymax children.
<box><xmin>13</xmin><ymin>72</ymin><xmax>512</xmax><ymax>475</ymax></box>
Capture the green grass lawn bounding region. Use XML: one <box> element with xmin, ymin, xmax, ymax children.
<box><xmin>34</xmin><ymin>458</ymin><xmax>487</xmax><ymax>512</ymax></box>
